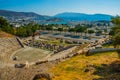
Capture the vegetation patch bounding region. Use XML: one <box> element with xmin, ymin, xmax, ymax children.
<box><xmin>50</xmin><ymin>51</ymin><xmax>120</xmax><ymax>80</ymax></box>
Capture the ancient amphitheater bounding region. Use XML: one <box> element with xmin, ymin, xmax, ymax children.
<box><xmin>0</xmin><ymin>32</ymin><xmax>79</xmax><ymax>80</ymax></box>
<box><xmin>0</xmin><ymin>31</ymin><xmax>110</xmax><ymax>80</ymax></box>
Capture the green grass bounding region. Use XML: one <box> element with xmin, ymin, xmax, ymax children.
<box><xmin>50</xmin><ymin>51</ymin><xmax>120</xmax><ymax>80</ymax></box>
<box><xmin>103</xmin><ymin>44</ymin><xmax>114</xmax><ymax>48</ymax></box>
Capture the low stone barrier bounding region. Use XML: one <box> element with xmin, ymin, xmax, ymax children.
<box><xmin>86</xmin><ymin>48</ymin><xmax>119</xmax><ymax>56</ymax></box>
<box><xmin>48</xmin><ymin>46</ymin><xmax>77</xmax><ymax>61</ymax></box>
<box><xmin>35</xmin><ymin>60</ymin><xmax>48</xmax><ymax>65</ymax></box>
<box><xmin>16</xmin><ymin>37</ymin><xmax>24</xmax><ymax>48</ymax></box>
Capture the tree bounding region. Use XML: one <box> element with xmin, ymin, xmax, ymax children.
<box><xmin>103</xmin><ymin>28</ymin><xmax>107</xmax><ymax>33</ymax></box>
<box><xmin>75</xmin><ymin>25</ymin><xmax>87</xmax><ymax>36</ymax></box>
<box><xmin>68</xmin><ymin>28</ymin><xmax>76</xmax><ymax>32</ymax></box>
<box><xmin>109</xmin><ymin>27</ymin><xmax>120</xmax><ymax>36</ymax></box>
<box><xmin>15</xmin><ymin>23</ymin><xmax>41</xmax><ymax>37</ymax></box>
<box><xmin>84</xmin><ymin>30</ymin><xmax>88</xmax><ymax>37</ymax></box>
<box><xmin>0</xmin><ymin>17</ymin><xmax>14</xmax><ymax>34</ymax></box>
<box><xmin>111</xmin><ymin>16</ymin><xmax>120</xmax><ymax>48</ymax></box>
<box><xmin>113</xmin><ymin>32</ymin><xmax>120</xmax><ymax>48</ymax></box>
<box><xmin>16</xmin><ymin>27</ymin><xmax>27</xmax><ymax>37</ymax></box>
<box><xmin>46</xmin><ymin>27</ymin><xmax>53</xmax><ymax>31</ymax></box>
<box><xmin>88</xmin><ymin>30</ymin><xmax>94</xmax><ymax>38</ymax></box>
<box><xmin>0</xmin><ymin>17</ymin><xmax>9</xmax><ymax>29</ymax></box>
<box><xmin>96</xmin><ymin>30</ymin><xmax>102</xmax><ymax>36</ymax></box>
<box><xmin>112</xmin><ymin>16</ymin><xmax>120</xmax><ymax>27</ymax></box>
<box><xmin>57</xmin><ymin>28</ymin><xmax>63</xmax><ymax>31</ymax></box>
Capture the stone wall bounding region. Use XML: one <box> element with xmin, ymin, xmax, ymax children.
<box><xmin>87</xmin><ymin>48</ymin><xmax>119</xmax><ymax>55</ymax></box>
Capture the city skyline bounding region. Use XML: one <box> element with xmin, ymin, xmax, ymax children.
<box><xmin>0</xmin><ymin>0</ymin><xmax>120</xmax><ymax>16</ymax></box>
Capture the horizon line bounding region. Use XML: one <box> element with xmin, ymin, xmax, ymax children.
<box><xmin>0</xmin><ymin>9</ymin><xmax>117</xmax><ymax>16</ymax></box>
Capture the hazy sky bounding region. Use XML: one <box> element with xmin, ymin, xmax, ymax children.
<box><xmin>0</xmin><ymin>0</ymin><xmax>120</xmax><ymax>16</ymax></box>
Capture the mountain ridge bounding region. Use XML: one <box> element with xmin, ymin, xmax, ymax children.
<box><xmin>0</xmin><ymin>10</ymin><xmax>113</xmax><ymax>22</ymax></box>
<box><xmin>0</xmin><ymin>9</ymin><xmax>51</xmax><ymax>21</ymax></box>
<box><xmin>54</xmin><ymin>12</ymin><xmax>113</xmax><ymax>21</ymax></box>
<box><xmin>0</xmin><ymin>10</ymin><xmax>41</xmax><ymax>17</ymax></box>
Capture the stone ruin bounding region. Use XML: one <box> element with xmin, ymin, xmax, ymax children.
<box><xmin>32</xmin><ymin>73</ymin><xmax>52</xmax><ymax>80</ymax></box>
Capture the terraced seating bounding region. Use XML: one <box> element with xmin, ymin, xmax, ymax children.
<box><xmin>0</xmin><ymin>37</ymin><xmax>22</xmax><ymax>54</ymax></box>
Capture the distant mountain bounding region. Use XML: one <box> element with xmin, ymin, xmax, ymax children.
<box><xmin>54</xmin><ymin>12</ymin><xmax>113</xmax><ymax>21</ymax></box>
<box><xmin>0</xmin><ymin>10</ymin><xmax>50</xmax><ymax>20</ymax></box>
<box><xmin>0</xmin><ymin>10</ymin><xmax>39</xmax><ymax>17</ymax></box>
<box><xmin>0</xmin><ymin>10</ymin><xmax>113</xmax><ymax>25</ymax></box>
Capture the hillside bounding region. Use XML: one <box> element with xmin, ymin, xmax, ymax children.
<box><xmin>0</xmin><ymin>10</ymin><xmax>40</xmax><ymax>17</ymax></box>
<box><xmin>51</xmin><ymin>52</ymin><xmax>120</xmax><ymax>80</ymax></box>
<box><xmin>0</xmin><ymin>10</ymin><xmax>50</xmax><ymax>20</ymax></box>
<box><xmin>54</xmin><ymin>12</ymin><xmax>113</xmax><ymax>21</ymax></box>
<box><xmin>0</xmin><ymin>31</ymin><xmax>14</xmax><ymax>38</ymax></box>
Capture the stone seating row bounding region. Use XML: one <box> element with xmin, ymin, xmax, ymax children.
<box><xmin>0</xmin><ymin>38</ymin><xmax>22</xmax><ymax>54</ymax></box>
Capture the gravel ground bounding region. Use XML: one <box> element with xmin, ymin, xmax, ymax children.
<box><xmin>12</xmin><ymin>47</ymin><xmax>53</xmax><ymax>62</ymax></box>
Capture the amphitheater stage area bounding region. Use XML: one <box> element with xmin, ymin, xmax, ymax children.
<box><xmin>12</xmin><ymin>47</ymin><xmax>53</xmax><ymax>62</ymax></box>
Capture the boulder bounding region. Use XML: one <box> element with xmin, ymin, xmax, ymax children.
<box><xmin>95</xmin><ymin>45</ymin><xmax>102</xmax><ymax>49</ymax></box>
<box><xmin>14</xmin><ymin>63</ymin><xmax>26</xmax><ymax>68</ymax></box>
